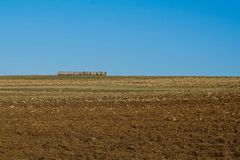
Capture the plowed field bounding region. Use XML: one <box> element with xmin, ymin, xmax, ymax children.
<box><xmin>0</xmin><ymin>76</ymin><xmax>239</xmax><ymax>159</ymax></box>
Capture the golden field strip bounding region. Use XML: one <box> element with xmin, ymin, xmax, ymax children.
<box><xmin>0</xmin><ymin>76</ymin><xmax>240</xmax><ymax>159</ymax></box>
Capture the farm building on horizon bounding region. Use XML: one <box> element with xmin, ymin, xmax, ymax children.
<box><xmin>57</xmin><ymin>71</ymin><xmax>107</xmax><ymax>76</ymax></box>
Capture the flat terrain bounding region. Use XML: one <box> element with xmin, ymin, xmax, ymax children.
<box><xmin>0</xmin><ymin>76</ymin><xmax>240</xmax><ymax>159</ymax></box>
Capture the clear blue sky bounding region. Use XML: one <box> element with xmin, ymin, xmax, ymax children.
<box><xmin>1</xmin><ymin>0</ymin><xmax>240</xmax><ymax>76</ymax></box>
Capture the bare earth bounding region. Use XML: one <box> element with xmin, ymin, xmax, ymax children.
<box><xmin>0</xmin><ymin>76</ymin><xmax>239</xmax><ymax>159</ymax></box>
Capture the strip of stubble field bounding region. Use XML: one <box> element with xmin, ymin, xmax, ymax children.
<box><xmin>1</xmin><ymin>76</ymin><xmax>239</xmax><ymax>111</ymax></box>
<box><xmin>0</xmin><ymin>76</ymin><xmax>239</xmax><ymax>96</ymax></box>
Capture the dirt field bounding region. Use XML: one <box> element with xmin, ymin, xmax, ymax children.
<box><xmin>0</xmin><ymin>76</ymin><xmax>239</xmax><ymax>159</ymax></box>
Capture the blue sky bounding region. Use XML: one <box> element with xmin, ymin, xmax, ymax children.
<box><xmin>0</xmin><ymin>0</ymin><xmax>240</xmax><ymax>76</ymax></box>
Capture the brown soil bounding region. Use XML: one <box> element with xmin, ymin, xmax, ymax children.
<box><xmin>0</xmin><ymin>76</ymin><xmax>239</xmax><ymax>159</ymax></box>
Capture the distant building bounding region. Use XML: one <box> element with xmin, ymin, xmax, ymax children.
<box><xmin>57</xmin><ymin>71</ymin><xmax>107</xmax><ymax>76</ymax></box>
